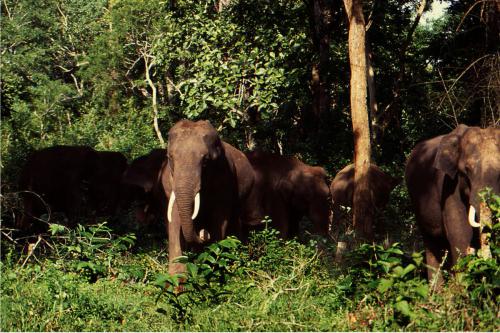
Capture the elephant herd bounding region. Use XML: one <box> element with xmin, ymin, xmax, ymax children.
<box><xmin>15</xmin><ymin>120</ymin><xmax>499</xmax><ymax>282</ymax></box>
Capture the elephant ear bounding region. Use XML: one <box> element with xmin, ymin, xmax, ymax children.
<box><xmin>210</xmin><ymin>137</ymin><xmax>223</xmax><ymax>160</ymax></box>
<box><xmin>433</xmin><ymin>134</ymin><xmax>461</xmax><ymax>178</ymax></box>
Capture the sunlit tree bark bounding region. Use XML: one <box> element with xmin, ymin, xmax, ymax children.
<box><xmin>343</xmin><ymin>0</ymin><xmax>373</xmax><ymax>241</ymax></box>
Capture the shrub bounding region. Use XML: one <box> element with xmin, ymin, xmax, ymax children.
<box><xmin>343</xmin><ymin>242</ymin><xmax>430</xmax><ymax>328</ymax></box>
<box><xmin>47</xmin><ymin>222</ymin><xmax>136</xmax><ymax>281</ymax></box>
<box><xmin>154</xmin><ymin>236</ymin><xmax>244</xmax><ymax>322</ymax></box>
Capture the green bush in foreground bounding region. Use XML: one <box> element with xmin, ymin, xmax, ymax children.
<box><xmin>1</xmin><ymin>196</ymin><xmax>499</xmax><ymax>331</ymax></box>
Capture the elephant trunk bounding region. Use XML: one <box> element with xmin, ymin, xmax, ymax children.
<box><xmin>171</xmin><ymin>176</ymin><xmax>204</xmax><ymax>245</ymax></box>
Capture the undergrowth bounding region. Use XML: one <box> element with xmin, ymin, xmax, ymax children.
<box><xmin>1</xmin><ymin>193</ymin><xmax>499</xmax><ymax>331</ymax></box>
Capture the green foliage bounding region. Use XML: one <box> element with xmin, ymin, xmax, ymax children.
<box><xmin>47</xmin><ymin>222</ymin><xmax>136</xmax><ymax>281</ymax></box>
<box><xmin>1</xmin><ymin>0</ymin><xmax>499</xmax><ymax>330</ymax></box>
<box><xmin>453</xmin><ymin>191</ymin><xmax>500</xmax><ymax>309</ymax></box>
<box><xmin>2</xmin><ymin>220</ymin><xmax>500</xmax><ymax>331</ymax></box>
<box><xmin>344</xmin><ymin>242</ymin><xmax>429</xmax><ymax>327</ymax></box>
<box><xmin>154</xmin><ymin>237</ymin><xmax>244</xmax><ymax>322</ymax></box>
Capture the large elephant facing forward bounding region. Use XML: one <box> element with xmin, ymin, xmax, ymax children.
<box><xmin>245</xmin><ymin>151</ymin><xmax>331</xmax><ymax>239</ymax></box>
<box><xmin>163</xmin><ymin>120</ymin><xmax>261</xmax><ymax>274</ymax></box>
<box><xmin>330</xmin><ymin>163</ymin><xmax>399</xmax><ymax>228</ymax></box>
<box><xmin>405</xmin><ymin>124</ymin><xmax>499</xmax><ymax>283</ymax></box>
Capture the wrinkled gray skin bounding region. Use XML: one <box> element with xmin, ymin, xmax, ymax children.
<box><xmin>246</xmin><ymin>151</ymin><xmax>331</xmax><ymax>239</ymax></box>
<box><xmin>163</xmin><ymin>120</ymin><xmax>260</xmax><ymax>274</ymax></box>
<box><xmin>330</xmin><ymin>163</ymin><xmax>399</xmax><ymax>227</ymax></box>
<box><xmin>405</xmin><ymin>124</ymin><xmax>499</xmax><ymax>284</ymax></box>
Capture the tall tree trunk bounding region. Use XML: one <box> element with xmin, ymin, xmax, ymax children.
<box><xmin>343</xmin><ymin>0</ymin><xmax>373</xmax><ymax>241</ymax></box>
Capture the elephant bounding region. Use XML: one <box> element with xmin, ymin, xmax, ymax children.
<box><xmin>163</xmin><ymin>120</ymin><xmax>261</xmax><ymax>275</ymax></box>
<box><xmin>87</xmin><ymin>151</ymin><xmax>129</xmax><ymax>216</ymax></box>
<box><xmin>121</xmin><ymin>149</ymin><xmax>168</xmax><ymax>225</ymax></box>
<box><xmin>405</xmin><ymin>124</ymin><xmax>499</xmax><ymax>283</ymax></box>
<box><xmin>245</xmin><ymin>151</ymin><xmax>331</xmax><ymax>239</ymax></box>
<box><xmin>330</xmin><ymin>163</ymin><xmax>399</xmax><ymax>231</ymax></box>
<box><xmin>17</xmin><ymin>145</ymin><xmax>129</xmax><ymax>231</ymax></box>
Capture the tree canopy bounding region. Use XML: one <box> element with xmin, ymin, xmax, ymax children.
<box><xmin>1</xmin><ymin>0</ymin><xmax>498</xmax><ymax>183</ymax></box>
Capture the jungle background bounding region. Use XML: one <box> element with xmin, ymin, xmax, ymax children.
<box><xmin>1</xmin><ymin>0</ymin><xmax>499</xmax><ymax>331</ymax></box>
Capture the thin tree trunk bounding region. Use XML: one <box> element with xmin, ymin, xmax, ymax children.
<box><xmin>217</xmin><ymin>0</ymin><xmax>231</xmax><ymax>12</ymax></box>
<box><xmin>165</xmin><ymin>69</ymin><xmax>175</xmax><ymax>105</ymax></box>
<box><xmin>343</xmin><ymin>0</ymin><xmax>373</xmax><ymax>241</ymax></box>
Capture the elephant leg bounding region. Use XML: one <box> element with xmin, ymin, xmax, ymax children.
<box><xmin>331</xmin><ymin>203</ymin><xmax>342</xmax><ymax>242</ymax></box>
<box><xmin>270</xmin><ymin>199</ymin><xmax>289</xmax><ymax>239</ymax></box>
<box><xmin>65</xmin><ymin>189</ymin><xmax>82</xmax><ymax>227</ymax></box>
<box><xmin>203</xmin><ymin>201</ymin><xmax>231</xmax><ymax>242</ymax></box>
<box><xmin>17</xmin><ymin>193</ymin><xmax>33</xmax><ymax>230</ymax></box>
<box><xmin>220</xmin><ymin>218</ymin><xmax>230</xmax><ymax>240</ymax></box>
<box><xmin>210</xmin><ymin>216</ymin><xmax>227</xmax><ymax>242</ymax></box>
<box><xmin>229</xmin><ymin>216</ymin><xmax>243</xmax><ymax>240</ymax></box>
<box><xmin>422</xmin><ymin>234</ymin><xmax>446</xmax><ymax>288</ymax></box>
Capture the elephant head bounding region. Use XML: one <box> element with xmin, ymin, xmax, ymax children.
<box><xmin>434</xmin><ymin>124</ymin><xmax>500</xmax><ymax>228</ymax></box>
<box><xmin>165</xmin><ymin>120</ymin><xmax>223</xmax><ymax>245</ymax></box>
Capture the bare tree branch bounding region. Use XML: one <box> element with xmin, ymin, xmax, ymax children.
<box><xmin>143</xmin><ymin>52</ymin><xmax>165</xmax><ymax>147</ymax></box>
<box><xmin>437</xmin><ymin>68</ymin><xmax>458</xmax><ymax>126</ymax></box>
<box><xmin>375</xmin><ymin>0</ymin><xmax>427</xmax><ymax>129</ymax></box>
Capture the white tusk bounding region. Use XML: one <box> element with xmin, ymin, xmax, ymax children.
<box><xmin>167</xmin><ymin>192</ymin><xmax>176</xmax><ymax>223</ymax></box>
<box><xmin>199</xmin><ymin>229</ymin><xmax>210</xmax><ymax>242</ymax></box>
<box><xmin>192</xmin><ymin>192</ymin><xmax>200</xmax><ymax>220</ymax></box>
<box><xmin>468</xmin><ymin>205</ymin><xmax>480</xmax><ymax>228</ymax></box>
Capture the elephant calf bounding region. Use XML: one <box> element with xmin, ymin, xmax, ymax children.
<box><xmin>246</xmin><ymin>151</ymin><xmax>331</xmax><ymax>239</ymax></box>
<box><xmin>330</xmin><ymin>163</ymin><xmax>399</xmax><ymax>229</ymax></box>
